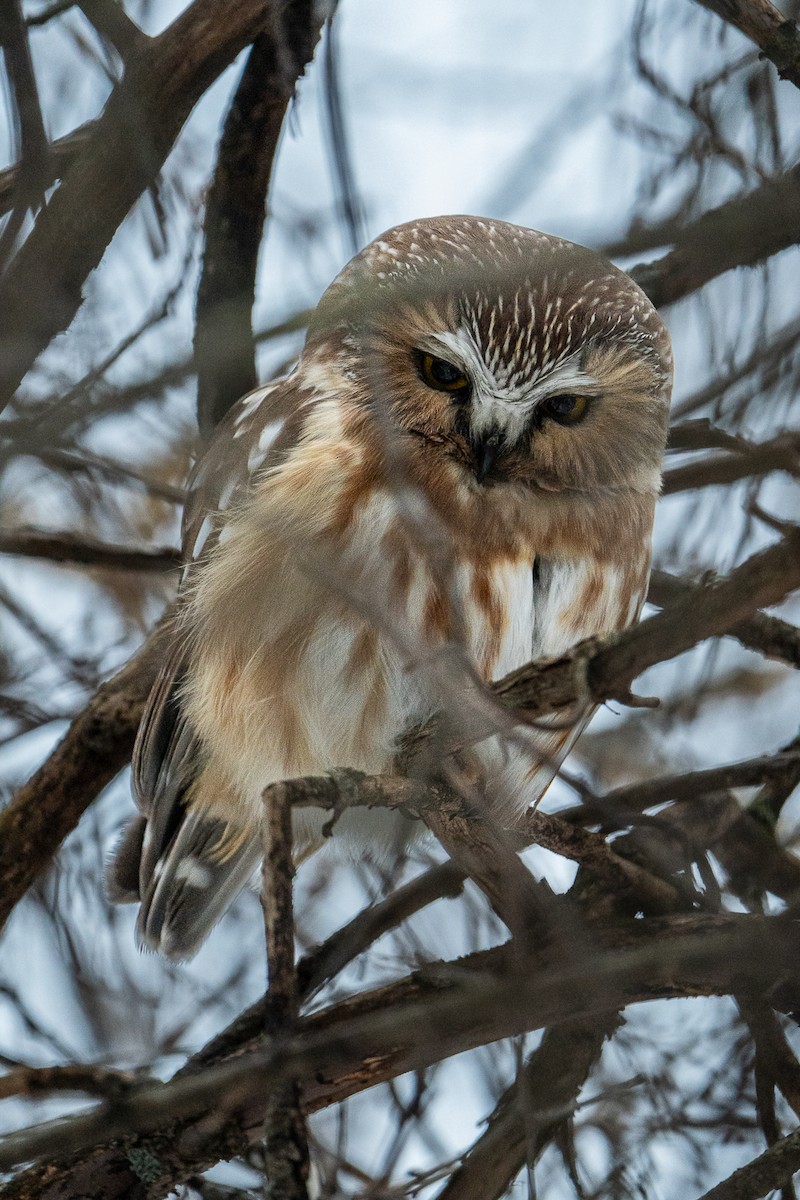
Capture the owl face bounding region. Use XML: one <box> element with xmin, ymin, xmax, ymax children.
<box><xmin>306</xmin><ymin>216</ymin><xmax>672</xmax><ymax>501</ymax></box>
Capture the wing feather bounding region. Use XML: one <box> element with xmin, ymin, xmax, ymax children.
<box><xmin>107</xmin><ymin>375</ymin><xmax>310</xmax><ymax>955</ymax></box>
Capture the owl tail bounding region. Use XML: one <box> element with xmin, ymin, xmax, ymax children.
<box><xmin>107</xmin><ymin>811</ymin><xmax>261</xmax><ymax>960</ymax></box>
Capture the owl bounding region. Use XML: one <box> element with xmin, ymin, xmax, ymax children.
<box><xmin>109</xmin><ymin>215</ymin><xmax>672</xmax><ymax>959</ymax></box>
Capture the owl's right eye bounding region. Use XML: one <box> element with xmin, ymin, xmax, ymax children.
<box><xmin>417</xmin><ymin>351</ymin><xmax>471</xmax><ymax>397</ymax></box>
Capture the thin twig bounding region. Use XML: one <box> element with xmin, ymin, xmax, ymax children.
<box><xmin>0</xmin><ymin>527</ymin><xmax>180</xmax><ymax>572</ymax></box>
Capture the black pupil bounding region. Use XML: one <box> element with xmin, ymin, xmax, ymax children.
<box><xmin>548</xmin><ymin>395</ymin><xmax>576</xmax><ymax>415</ymax></box>
<box><xmin>431</xmin><ymin>358</ymin><xmax>463</xmax><ymax>386</ymax></box>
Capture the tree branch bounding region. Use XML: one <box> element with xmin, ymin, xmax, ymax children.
<box><xmin>436</xmin><ymin>1016</ymin><xmax>619</xmax><ymax>1200</ymax></box>
<box><xmin>0</xmin><ymin>0</ymin><xmax>275</xmax><ymax>410</ymax></box>
<box><xmin>631</xmin><ymin>161</ymin><xmax>800</xmax><ymax>309</ymax></box>
<box><xmin>692</xmin><ymin>0</ymin><xmax>800</xmax><ymax>91</ymax></box>
<box><xmin>697</xmin><ymin>1120</ymin><xmax>800</xmax><ymax>1200</ymax></box>
<box><xmin>648</xmin><ymin>569</ymin><xmax>800</xmax><ymax>669</ymax></box>
<box><xmin>662</xmin><ymin>430</ymin><xmax>800</xmax><ymax>494</ymax></box>
<box><xmin>3</xmin><ymin>914</ymin><xmax>800</xmax><ymax>1186</ymax></box>
<box><xmin>195</xmin><ymin>4</ymin><xmax>324</xmax><ymax>436</ymax></box>
<box><xmin>0</xmin><ymin>621</ymin><xmax>167</xmax><ymax>933</ymax></box>
<box><xmin>261</xmin><ymin>782</ymin><xmax>310</xmax><ymax>1200</ymax></box>
<box><xmin>0</xmin><ymin>527</ymin><xmax>180</xmax><ymax>572</ymax></box>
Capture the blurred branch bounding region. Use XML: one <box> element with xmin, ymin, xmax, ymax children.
<box><xmin>191</xmin><ymin>860</ymin><xmax>467</xmax><ymax>1070</ymax></box>
<box><xmin>0</xmin><ymin>527</ymin><xmax>180</xmax><ymax>572</ymax></box>
<box><xmin>662</xmin><ymin>429</ymin><xmax>800</xmax><ymax>493</ymax></box>
<box><xmin>670</xmin><ymin>313</ymin><xmax>800</xmax><ymax>420</ymax></box>
<box><xmin>25</xmin><ymin>1</ymin><xmax>77</xmax><ymax>26</ymax></box>
<box><xmin>667</xmin><ymin>419</ymin><xmax>748</xmax><ymax>453</ymax></box>
<box><xmin>0</xmin><ymin>620</ymin><xmax>168</xmax><ymax>935</ymax></box>
<box><xmin>648</xmin><ymin>568</ymin><xmax>800</xmax><ymax>668</ymax></box>
<box><xmin>0</xmin><ymin>0</ymin><xmax>278</xmax><ymax>411</ymax></box>
<box><xmin>196</xmin><ymin>4</ymin><xmax>324</xmax><ymax>436</ymax></box>
<box><xmin>631</xmin><ymin>161</ymin><xmax>800</xmax><ymax>308</ymax></box>
<box><xmin>0</xmin><ymin>1064</ymin><xmax>142</xmax><ymax>1102</ymax></box>
<box><xmin>692</xmin><ymin>0</ymin><xmax>800</xmax><ymax>91</ymax></box>
<box><xmin>27</xmin><ymin>445</ymin><xmax>187</xmax><ymax>504</ymax></box>
<box><xmin>5</xmin><ymin>914</ymin><xmax>800</xmax><ymax>1184</ymax></box>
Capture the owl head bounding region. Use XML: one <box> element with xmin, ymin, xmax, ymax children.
<box><xmin>305</xmin><ymin>215</ymin><xmax>672</xmax><ymax>501</ymax></box>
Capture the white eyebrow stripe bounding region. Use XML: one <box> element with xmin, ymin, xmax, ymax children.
<box><xmin>421</xmin><ymin>330</ymin><xmax>597</xmax><ymax>403</ymax></box>
<box><xmin>532</xmin><ymin>361</ymin><xmax>597</xmax><ymax>398</ymax></box>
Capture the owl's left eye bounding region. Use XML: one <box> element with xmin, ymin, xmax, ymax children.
<box><xmin>417</xmin><ymin>352</ymin><xmax>470</xmax><ymax>396</ymax></box>
<box><xmin>541</xmin><ymin>394</ymin><xmax>590</xmax><ymax>426</ymax></box>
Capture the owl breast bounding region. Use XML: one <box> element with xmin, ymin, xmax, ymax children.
<box><xmin>181</xmin><ymin>472</ymin><xmax>544</xmax><ymax>845</ymax></box>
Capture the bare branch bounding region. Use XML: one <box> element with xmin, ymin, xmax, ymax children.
<box><xmin>437</xmin><ymin>1016</ymin><xmax>618</xmax><ymax>1200</ymax></box>
<box><xmin>697</xmin><ymin>1121</ymin><xmax>800</xmax><ymax>1199</ymax></box>
<box><xmin>77</xmin><ymin>0</ymin><xmax>147</xmax><ymax>61</ymax></box>
<box><xmin>261</xmin><ymin>782</ymin><xmax>310</xmax><ymax>1200</ymax></box>
<box><xmin>0</xmin><ymin>0</ymin><xmax>276</xmax><ymax>409</ymax></box>
<box><xmin>0</xmin><ymin>527</ymin><xmax>180</xmax><ymax>572</ymax></box>
<box><xmin>4</xmin><ymin>914</ymin><xmax>800</xmax><ymax>1184</ymax></box>
<box><xmin>0</xmin><ymin>1064</ymin><xmax>144</xmax><ymax>1102</ymax></box>
<box><xmin>648</xmin><ymin>568</ymin><xmax>800</xmax><ymax>668</ymax></box>
<box><xmin>662</xmin><ymin>430</ymin><xmax>800</xmax><ymax>493</ymax></box>
<box><xmin>599</xmin><ymin>749</ymin><xmax>800</xmax><ymax>815</ymax></box>
<box><xmin>0</xmin><ymin>122</ymin><xmax>94</xmax><ymax>218</ymax></box>
<box><xmin>195</xmin><ymin>4</ymin><xmax>325</xmax><ymax>435</ymax></box>
<box><xmin>692</xmin><ymin>0</ymin><xmax>800</xmax><ymax>91</ymax></box>
<box><xmin>0</xmin><ymin>621</ymin><xmax>168</xmax><ymax>934</ymax></box>
<box><xmin>631</xmin><ymin>162</ymin><xmax>800</xmax><ymax>308</ymax></box>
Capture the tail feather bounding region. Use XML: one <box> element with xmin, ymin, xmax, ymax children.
<box><xmin>137</xmin><ymin>812</ymin><xmax>262</xmax><ymax>960</ymax></box>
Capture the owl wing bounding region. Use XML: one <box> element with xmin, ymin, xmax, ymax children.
<box><xmin>107</xmin><ymin>375</ymin><xmax>308</xmax><ymax>956</ymax></box>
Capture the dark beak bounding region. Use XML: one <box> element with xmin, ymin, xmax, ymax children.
<box><xmin>472</xmin><ymin>430</ymin><xmax>505</xmax><ymax>484</ymax></box>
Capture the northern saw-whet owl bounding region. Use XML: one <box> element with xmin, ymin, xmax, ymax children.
<box><xmin>109</xmin><ymin>215</ymin><xmax>672</xmax><ymax>959</ymax></box>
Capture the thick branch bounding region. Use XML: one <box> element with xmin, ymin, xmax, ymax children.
<box><xmin>3</xmin><ymin>914</ymin><xmax>800</xmax><ymax>1187</ymax></box>
<box><xmin>0</xmin><ymin>0</ymin><xmax>275</xmax><ymax>409</ymax></box>
<box><xmin>0</xmin><ymin>622</ymin><xmax>167</xmax><ymax>933</ymax></box>
<box><xmin>631</xmin><ymin>162</ymin><xmax>800</xmax><ymax>308</ymax></box>
<box><xmin>648</xmin><ymin>569</ymin><xmax>800</xmax><ymax>668</ymax></box>
<box><xmin>692</xmin><ymin>0</ymin><xmax>800</xmax><ymax>90</ymax></box>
